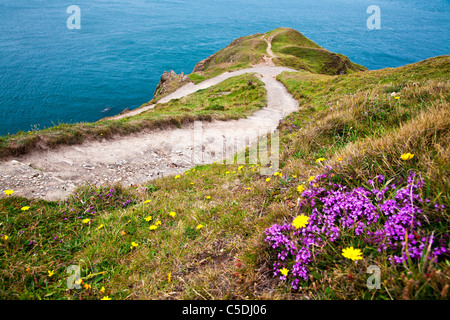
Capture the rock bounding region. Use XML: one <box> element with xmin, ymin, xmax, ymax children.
<box><xmin>153</xmin><ymin>70</ymin><xmax>191</xmax><ymax>99</ymax></box>
<box><xmin>119</xmin><ymin>108</ymin><xmax>130</xmax><ymax>115</ymax></box>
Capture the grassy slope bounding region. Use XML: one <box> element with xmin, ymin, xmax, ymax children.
<box><xmin>0</xmin><ymin>74</ymin><xmax>266</xmax><ymax>160</ymax></box>
<box><xmin>1</xmin><ymin>56</ymin><xmax>448</xmax><ymax>300</ymax></box>
<box><xmin>268</xmin><ymin>27</ymin><xmax>367</xmax><ymax>74</ymax></box>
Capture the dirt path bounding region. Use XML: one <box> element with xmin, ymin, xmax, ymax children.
<box><xmin>0</xmin><ymin>40</ymin><xmax>299</xmax><ymax>201</ymax></box>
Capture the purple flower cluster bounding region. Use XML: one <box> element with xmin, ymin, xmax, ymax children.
<box><xmin>265</xmin><ymin>171</ymin><xmax>447</xmax><ymax>290</ymax></box>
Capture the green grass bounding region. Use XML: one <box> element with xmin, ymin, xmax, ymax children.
<box><xmin>0</xmin><ymin>73</ymin><xmax>266</xmax><ymax>160</ymax></box>
<box><xmin>0</xmin><ymin>44</ymin><xmax>448</xmax><ymax>299</ymax></box>
<box><xmin>190</xmin><ymin>33</ymin><xmax>268</xmax><ymax>81</ymax></box>
<box><xmin>267</xmin><ymin>27</ymin><xmax>367</xmax><ymax>75</ymax></box>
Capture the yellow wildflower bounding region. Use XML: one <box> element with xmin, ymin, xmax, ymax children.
<box><xmin>3</xmin><ymin>235</ymin><xmax>8</xmax><ymax>241</ymax></box>
<box><xmin>26</xmin><ymin>268</ymin><xmax>31</xmax><ymax>273</ymax></box>
<box><xmin>338</xmin><ymin>157</ymin><xmax>343</xmax><ymax>161</ymax></box>
<box><xmin>316</xmin><ymin>158</ymin><xmax>325</xmax><ymax>163</ymax></box>
<box><xmin>155</xmin><ymin>220</ymin><xmax>161</xmax><ymax>226</ymax></box>
<box><xmin>144</xmin><ymin>216</ymin><xmax>152</xmax><ymax>222</ymax></box>
<box><xmin>101</xmin><ymin>296</ymin><xmax>111</xmax><ymax>300</ymax></box>
<box><xmin>238</xmin><ymin>166</ymin><xmax>244</xmax><ymax>171</ymax></box>
<box><xmin>342</xmin><ymin>247</ymin><xmax>363</xmax><ymax>261</ymax></box>
<box><xmin>130</xmin><ymin>242</ymin><xmax>139</xmax><ymax>249</ymax></box>
<box><xmin>120</xmin><ymin>230</ymin><xmax>126</xmax><ymax>236</ymax></box>
<box><xmin>280</xmin><ymin>268</ymin><xmax>289</xmax><ymax>277</ymax></box>
<box><xmin>144</xmin><ymin>200</ymin><xmax>151</xmax><ymax>204</ymax></box>
<box><xmin>169</xmin><ymin>211</ymin><xmax>176</xmax><ymax>217</ymax></box>
<box><xmin>308</xmin><ymin>176</ymin><xmax>315</xmax><ymax>182</ymax></box>
<box><xmin>266</xmin><ymin>178</ymin><xmax>271</xmax><ymax>182</ymax></box>
<box><xmin>274</xmin><ymin>172</ymin><xmax>280</xmax><ymax>176</ymax></box>
<box><xmin>48</xmin><ymin>270</ymin><xmax>55</xmax><ymax>277</ymax></box>
<box><xmin>3</xmin><ymin>190</ymin><xmax>14</xmax><ymax>195</ymax></box>
<box><xmin>196</xmin><ymin>224</ymin><xmax>204</xmax><ymax>230</ymax></box>
<box><xmin>292</xmin><ymin>215</ymin><xmax>309</xmax><ymax>229</ymax></box>
<box><xmin>82</xmin><ymin>218</ymin><xmax>90</xmax><ymax>224</ymax></box>
<box><xmin>400</xmin><ymin>153</ymin><xmax>414</xmax><ymax>161</ymax></box>
<box><xmin>84</xmin><ymin>283</ymin><xmax>92</xmax><ymax>291</ymax></box>
<box><xmin>97</xmin><ymin>224</ymin><xmax>104</xmax><ymax>230</ymax></box>
<box><xmin>292</xmin><ymin>175</ymin><xmax>297</xmax><ymax>178</ymax></box>
<box><xmin>206</xmin><ymin>196</ymin><xmax>211</xmax><ymax>200</ymax></box>
<box><xmin>21</xmin><ymin>206</ymin><xmax>30</xmax><ymax>211</ymax></box>
<box><xmin>149</xmin><ymin>225</ymin><xmax>158</xmax><ymax>230</ymax></box>
<box><xmin>297</xmin><ymin>184</ymin><xmax>305</xmax><ymax>193</ymax></box>
<box><xmin>100</xmin><ymin>286</ymin><xmax>105</xmax><ymax>293</ymax></box>
<box><xmin>174</xmin><ymin>175</ymin><xmax>181</xmax><ymax>179</ymax></box>
<box><xmin>167</xmin><ymin>272</ymin><xmax>172</xmax><ymax>282</ymax></box>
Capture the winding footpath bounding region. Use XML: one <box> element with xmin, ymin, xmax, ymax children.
<box><xmin>0</xmin><ymin>38</ymin><xmax>299</xmax><ymax>201</ymax></box>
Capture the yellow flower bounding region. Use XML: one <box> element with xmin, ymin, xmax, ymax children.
<box><xmin>238</xmin><ymin>166</ymin><xmax>244</xmax><ymax>171</ymax></box>
<box><xmin>3</xmin><ymin>235</ymin><xmax>8</xmax><ymax>241</ymax></box>
<box><xmin>225</xmin><ymin>171</ymin><xmax>230</xmax><ymax>174</ymax></box>
<box><xmin>130</xmin><ymin>242</ymin><xmax>139</xmax><ymax>249</ymax></box>
<box><xmin>292</xmin><ymin>175</ymin><xmax>297</xmax><ymax>178</ymax></box>
<box><xmin>97</xmin><ymin>224</ymin><xmax>104</xmax><ymax>230</ymax></box>
<box><xmin>206</xmin><ymin>196</ymin><xmax>211</xmax><ymax>200</ymax></box>
<box><xmin>149</xmin><ymin>225</ymin><xmax>158</xmax><ymax>230</ymax></box>
<box><xmin>246</xmin><ymin>187</ymin><xmax>251</xmax><ymax>190</ymax></box>
<box><xmin>144</xmin><ymin>216</ymin><xmax>152</xmax><ymax>222</ymax></box>
<box><xmin>400</xmin><ymin>153</ymin><xmax>414</xmax><ymax>161</ymax></box>
<box><xmin>292</xmin><ymin>215</ymin><xmax>309</xmax><ymax>229</ymax></box>
<box><xmin>395</xmin><ymin>96</ymin><xmax>400</xmax><ymax>100</ymax></box>
<box><xmin>266</xmin><ymin>178</ymin><xmax>271</xmax><ymax>182</ymax></box>
<box><xmin>338</xmin><ymin>157</ymin><xmax>343</xmax><ymax>161</ymax></box>
<box><xmin>192</xmin><ymin>168</ymin><xmax>196</xmax><ymax>172</ymax></box>
<box><xmin>190</xmin><ymin>182</ymin><xmax>194</xmax><ymax>185</ymax></box>
<box><xmin>280</xmin><ymin>268</ymin><xmax>289</xmax><ymax>277</ymax></box>
<box><xmin>169</xmin><ymin>211</ymin><xmax>176</xmax><ymax>217</ymax></box>
<box><xmin>174</xmin><ymin>175</ymin><xmax>181</xmax><ymax>179</ymax></box>
<box><xmin>84</xmin><ymin>283</ymin><xmax>92</xmax><ymax>291</ymax></box>
<box><xmin>48</xmin><ymin>270</ymin><xmax>55</xmax><ymax>277</ymax></box>
<box><xmin>316</xmin><ymin>158</ymin><xmax>325</xmax><ymax>163</ymax></box>
<box><xmin>308</xmin><ymin>176</ymin><xmax>315</xmax><ymax>182</ymax></box>
<box><xmin>101</xmin><ymin>296</ymin><xmax>111</xmax><ymax>300</ymax></box>
<box><xmin>3</xmin><ymin>190</ymin><xmax>14</xmax><ymax>195</ymax></box>
<box><xmin>342</xmin><ymin>247</ymin><xmax>363</xmax><ymax>261</ymax></box>
<box><xmin>75</xmin><ymin>278</ymin><xmax>83</xmax><ymax>285</ymax></box>
<box><xmin>82</xmin><ymin>218</ymin><xmax>90</xmax><ymax>224</ymax></box>
<box><xmin>21</xmin><ymin>206</ymin><xmax>30</xmax><ymax>211</ymax></box>
<box><xmin>196</xmin><ymin>224</ymin><xmax>204</xmax><ymax>230</ymax></box>
<box><xmin>155</xmin><ymin>220</ymin><xmax>161</xmax><ymax>226</ymax></box>
<box><xmin>313</xmin><ymin>183</ymin><xmax>319</xmax><ymax>188</ymax></box>
<box><xmin>274</xmin><ymin>172</ymin><xmax>280</xmax><ymax>176</ymax></box>
<box><xmin>167</xmin><ymin>272</ymin><xmax>172</xmax><ymax>282</ymax></box>
<box><xmin>296</xmin><ymin>184</ymin><xmax>305</xmax><ymax>193</ymax></box>
<box><xmin>144</xmin><ymin>200</ymin><xmax>151</xmax><ymax>204</ymax></box>
<box><xmin>26</xmin><ymin>268</ymin><xmax>31</xmax><ymax>273</ymax></box>
<box><xmin>120</xmin><ymin>230</ymin><xmax>126</xmax><ymax>236</ymax></box>
<box><xmin>100</xmin><ymin>286</ymin><xmax>105</xmax><ymax>293</ymax></box>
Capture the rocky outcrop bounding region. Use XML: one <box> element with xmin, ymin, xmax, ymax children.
<box><xmin>153</xmin><ymin>70</ymin><xmax>191</xmax><ymax>100</ymax></box>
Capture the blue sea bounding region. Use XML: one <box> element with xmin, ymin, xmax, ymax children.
<box><xmin>0</xmin><ymin>0</ymin><xmax>449</xmax><ymax>136</ymax></box>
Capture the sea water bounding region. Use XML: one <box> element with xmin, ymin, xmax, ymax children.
<box><xmin>0</xmin><ymin>0</ymin><xmax>449</xmax><ymax>135</ymax></box>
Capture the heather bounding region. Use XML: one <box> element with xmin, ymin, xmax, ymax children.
<box><xmin>265</xmin><ymin>170</ymin><xmax>447</xmax><ymax>290</ymax></box>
